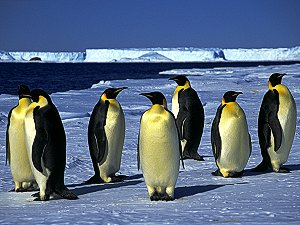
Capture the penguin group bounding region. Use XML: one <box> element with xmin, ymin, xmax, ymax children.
<box><xmin>6</xmin><ymin>73</ymin><xmax>297</xmax><ymax>201</ymax></box>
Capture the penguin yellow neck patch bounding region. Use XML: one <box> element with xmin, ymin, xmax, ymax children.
<box><xmin>101</xmin><ymin>93</ymin><xmax>108</xmax><ymax>101</ymax></box>
<box><xmin>38</xmin><ymin>96</ymin><xmax>48</xmax><ymax>108</ymax></box>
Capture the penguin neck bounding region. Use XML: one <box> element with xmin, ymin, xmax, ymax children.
<box><xmin>269</xmin><ymin>82</ymin><xmax>289</xmax><ymax>96</ymax></box>
<box><xmin>174</xmin><ymin>81</ymin><xmax>190</xmax><ymax>95</ymax></box>
<box><xmin>37</xmin><ymin>96</ymin><xmax>49</xmax><ymax>108</ymax></box>
<box><xmin>19</xmin><ymin>97</ymin><xmax>31</xmax><ymax>108</ymax></box>
<box><xmin>150</xmin><ymin>104</ymin><xmax>166</xmax><ymax>113</ymax></box>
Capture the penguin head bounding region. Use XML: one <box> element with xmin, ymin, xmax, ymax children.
<box><xmin>18</xmin><ymin>85</ymin><xmax>31</xmax><ymax>99</ymax></box>
<box><xmin>268</xmin><ymin>73</ymin><xmax>285</xmax><ymax>89</ymax></box>
<box><xmin>102</xmin><ymin>87</ymin><xmax>127</xmax><ymax>100</ymax></box>
<box><xmin>169</xmin><ymin>75</ymin><xmax>191</xmax><ymax>87</ymax></box>
<box><xmin>140</xmin><ymin>91</ymin><xmax>167</xmax><ymax>108</ymax></box>
<box><xmin>222</xmin><ymin>91</ymin><xmax>243</xmax><ymax>105</ymax></box>
<box><xmin>30</xmin><ymin>89</ymin><xmax>52</xmax><ymax>105</ymax></box>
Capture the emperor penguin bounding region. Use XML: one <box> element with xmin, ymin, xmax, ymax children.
<box><xmin>254</xmin><ymin>73</ymin><xmax>297</xmax><ymax>173</ymax></box>
<box><xmin>6</xmin><ymin>85</ymin><xmax>36</xmax><ymax>192</ymax></box>
<box><xmin>169</xmin><ymin>75</ymin><xmax>205</xmax><ymax>161</ymax></box>
<box><xmin>211</xmin><ymin>91</ymin><xmax>251</xmax><ymax>178</ymax></box>
<box><xmin>86</xmin><ymin>87</ymin><xmax>127</xmax><ymax>183</ymax></box>
<box><xmin>24</xmin><ymin>89</ymin><xmax>78</xmax><ymax>201</ymax></box>
<box><xmin>138</xmin><ymin>92</ymin><xmax>184</xmax><ymax>201</ymax></box>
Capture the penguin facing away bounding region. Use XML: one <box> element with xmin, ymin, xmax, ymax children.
<box><xmin>86</xmin><ymin>87</ymin><xmax>127</xmax><ymax>184</ymax></box>
<box><xmin>254</xmin><ymin>73</ymin><xmax>297</xmax><ymax>173</ymax></box>
<box><xmin>211</xmin><ymin>91</ymin><xmax>251</xmax><ymax>178</ymax></box>
<box><xmin>24</xmin><ymin>89</ymin><xmax>78</xmax><ymax>201</ymax></box>
<box><xmin>6</xmin><ymin>85</ymin><xmax>36</xmax><ymax>192</ymax></box>
<box><xmin>169</xmin><ymin>75</ymin><xmax>205</xmax><ymax>161</ymax></box>
<box><xmin>138</xmin><ymin>92</ymin><xmax>184</xmax><ymax>201</ymax></box>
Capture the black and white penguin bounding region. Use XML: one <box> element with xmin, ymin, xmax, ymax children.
<box><xmin>169</xmin><ymin>75</ymin><xmax>205</xmax><ymax>161</ymax></box>
<box><xmin>24</xmin><ymin>89</ymin><xmax>78</xmax><ymax>201</ymax></box>
<box><xmin>6</xmin><ymin>85</ymin><xmax>36</xmax><ymax>192</ymax></box>
<box><xmin>86</xmin><ymin>87</ymin><xmax>127</xmax><ymax>183</ymax></box>
<box><xmin>138</xmin><ymin>92</ymin><xmax>183</xmax><ymax>201</ymax></box>
<box><xmin>254</xmin><ymin>73</ymin><xmax>297</xmax><ymax>172</ymax></box>
<box><xmin>211</xmin><ymin>91</ymin><xmax>251</xmax><ymax>178</ymax></box>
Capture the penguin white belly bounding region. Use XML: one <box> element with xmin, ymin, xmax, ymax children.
<box><xmin>24</xmin><ymin>107</ymin><xmax>48</xmax><ymax>197</ymax></box>
<box><xmin>99</xmin><ymin>102</ymin><xmax>125</xmax><ymax>182</ymax></box>
<box><xmin>9</xmin><ymin>108</ymin><xmax>35</xmax><ymax>184</ymax></box>
<box><xmin>268</xmin><ymin>92</ymin><xmax>296</xmax><ymax>170</ymax></box>
<box><xmin>218</xmin><ymin>108</ymin><xmax>250</xmax><ymax>175</ymax></box>
<box><xmin>140</xmin><ymin>111</ymin><xmax>180</xmax><ymax>189</ymax></box>
<box><xmin>171</xmin><ymin>92</ymin><xmax>179</xmax><ymax>118</ymax></box>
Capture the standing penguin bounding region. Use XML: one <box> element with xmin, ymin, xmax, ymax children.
<box><xmin>211</xmin><ymin>91</ymin><xmax>251</xmax><ymax>178</ymax></box>
<box><xmin>24</xmin><ymin>89</ymin><xmax>78</xmax><ymax>201</ymax></box>
<box><xmin>169</xmin><ymin>75</ymin><xmax>205</xmax><ymax>161</ymax></box>
<box><xmin>6</xmin><ymin>85</ymin><xmax>36</xmax><ymax>192</ymax></box>
<box><xmin>86</xmin><ymin>87</ymin><xmax>127</xmax><ymax>184</ymax></box>
<box><xmin>254</xmin><ymin>73</ymin><xmax>297</xmax><ymax>172</ymax></box>
<box><xmin>138</xmin><ymin>92</ymin><xmax>183</xmax><ymax>201</ymax></box>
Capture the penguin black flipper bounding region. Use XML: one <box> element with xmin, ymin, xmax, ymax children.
<box><xmin>88</xmin><ymin>100</ymin><xmax>110</xmax><ymax>165</ymax></box>
<box><xmin>259</xmin><ymin>90</ymin><xmax>282</xmax><ymax>150</ymax></box>
<box><xmin>166</xmin><ymin>108</ymin><xmax>185</xmax><ymax>169</ymax></box>
<box><xmin>211</xmin><ymin>104</ymin><xmax>226</xmax><ymax>161</ymax></box>
<box><xmin>5</xmin><ymin>108</ymin><xmax>14</xmax><ymax>166</ymax></box>
<box><xmin>255</xmin><ymin>90</ymin><xmax>282</xmax><ymax>172</ymax></box>
<box><xmin>31</xmin><ymin>106</ymin><xmax>47</xmax><ymax>174</ymax></box>
<box><xmin>177</xmin><ymin>88</ymin><xmax>204</xmax><ymax>160</ymax></box>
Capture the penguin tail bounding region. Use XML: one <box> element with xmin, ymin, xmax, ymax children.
<box><xmin>252</xmin><ymin>160</ymin><xmax>269</xmax><ymax>172</ymax></box>
<box><xmin>55</xmin><ymin>186</ymin><xmax>78</xmax><ymax>200</ymax></box>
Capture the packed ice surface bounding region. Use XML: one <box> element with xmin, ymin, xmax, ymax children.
<box><xmin>1</xmin><ymin>46</ymin><xmax>300</xmax><ymax>62</ymax></box>
<box><xmin>0</xmin><ymin>64</ymin><xmax>299</xmax><ymax>224</ymax></box>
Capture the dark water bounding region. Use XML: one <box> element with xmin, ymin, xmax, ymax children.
<box><xmin>1</xmin><ymin>61</ymin><xmax>299</xmax><ymax>95</ymax></box>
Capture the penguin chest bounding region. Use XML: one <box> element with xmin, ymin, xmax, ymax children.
<box><xmin>268</xmin><ymin>91</ymin><xmax>297</xmax><ymax>167</ymax></box>
<box><xmin>139</xmin><ymin>109</ymin><xmax>180</xmax><ymax>187</ymax></box>
<box><xmin>99</xmin><ymin>103</ymin><xmax>125</xmax><ymax>176</ymax></box>
<box><xmin>171</xmin><ymin>89</ymin><xmax>180</xmax><ymax>118</ymax></box>
<box><xmin>218</xmin><ymin>105</ymin><xmax>250</xmax><ymax>172</ymax></box>
<box><xmin>9</xmin><ymin>107</ymin><xmax>34</xmax><ymax>182</ymax></box>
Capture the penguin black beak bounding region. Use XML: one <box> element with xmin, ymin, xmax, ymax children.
<box><xmin>279</xmin><ymin>73</ymin><xmax>286</xmax><ymax>78</ymax></box>
<box><xmin>232</xmin><ymin>92</ymin><xmax>243</xmax><ymax>97</ymax></box>
<box><xmin>115</xmin><ymin>87</ymin><xmax>128</xmax><ymax>94</ymax></box>
<box><xmin>140</xmin><ymin>93</ymin><xmax>152</xmax><ymax>98</ymax></box>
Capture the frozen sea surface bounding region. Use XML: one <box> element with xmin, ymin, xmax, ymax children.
<box><xmin>0</xmin><ymin>64</ymin><xmax>299</xmax><ymax>224</ymax></box>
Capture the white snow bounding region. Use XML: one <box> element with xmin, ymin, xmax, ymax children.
<box><xmin>1</xmin><ymin>46</ymin><xmax>300</xmax><ymax>62</ymax></box>
<box><xmin>0</xmin><ymin>63</ymin><xmax>300</xmax><ymax>224</ymax></box>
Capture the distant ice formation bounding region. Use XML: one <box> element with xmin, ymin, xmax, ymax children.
<box><xmin>0</xmin><ymin>46</ymin><xmax>300</xmax><ymax>62</ymax></box>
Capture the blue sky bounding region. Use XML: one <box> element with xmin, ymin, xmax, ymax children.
<box><xmin>1</xmin><ymin>0</ymin><xmax>300</xmax><ymax>51</ymax></box>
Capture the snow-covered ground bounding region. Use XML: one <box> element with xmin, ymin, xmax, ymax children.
<box><xmin>0</xmin><ymin>64</ymin><xmax>299</xmax><ymax>224</ymax></box>
<box><xmin>1</xmin><ymin>46</ymin><xmax>300</xmax><ymax>62</ymax></box>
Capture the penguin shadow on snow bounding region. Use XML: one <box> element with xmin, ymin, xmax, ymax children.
<box><xmin>243</xmin><ymin>164</ymin><xmax>300</xmax><ymax>177</ymax></box>
<box><xmin>70</xmin><ymin>180</ymin><xmax>143</xmax><ymax>196</ymax></box>
<box><xmin>175</xmin><ymin>184</ymin><xmax>226</xmax><ymax>199</ymax></box>
<box><xmin>66</xmin><ymin>174</ymin><xmax>144</xmax><ymax>188</ymax></box>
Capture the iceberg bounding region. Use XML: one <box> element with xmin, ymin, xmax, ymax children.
<box><xmin>85</xmin><ymin>48</ymin><xmax>226</xmax><ymax>62</ymax></box>
<box><xmin>7</xmin><ymin>51</ymin><xmax>86</xmax><ymax>62</ymax></box>
<box><xmin>0</xmin><ymin>46</ymin><xmax>300</xmax><ymax>62</ymax></box>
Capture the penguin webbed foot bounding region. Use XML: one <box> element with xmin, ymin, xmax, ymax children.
<box><xmin>277</xmin><ymin>167</ymin><xmax>291</xmax><ymax>173</ymax></box>
<box><xmin>150</xmin><ymin>192</ymin><xmax>174</xmax><ymax>201</ymax></box>
<box><xmin>183</xmin><ymin>152</ymin><xmax>204</xmax><ymax>161</ymax></box>
<box><xmin>109</xmin><ymin>176</ymin><xmax>124</xmax><ymax>183</ymax></box>
<box><xmin>84</xmin><ymin>175</ymin><xmax>104</xmax><ymax>184</ymax></box>
<box><xmin>228</xmin><ymin>171</ymin><xmax>244</xmax><ymax>178</ymax></box>
<box><xmin>32</xmin><ymin>193</ymin><xmax>50</xmax><ymax>201</ymax></box>
<box><xmin>32</xmin><ymin>192</ymin><xmax>40</xmax><ymax>198</ymax></box>
<box><xmin>212</xmin><ymin>169</ymin><xmax>222</xmax><ymax>176</ymax></box>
